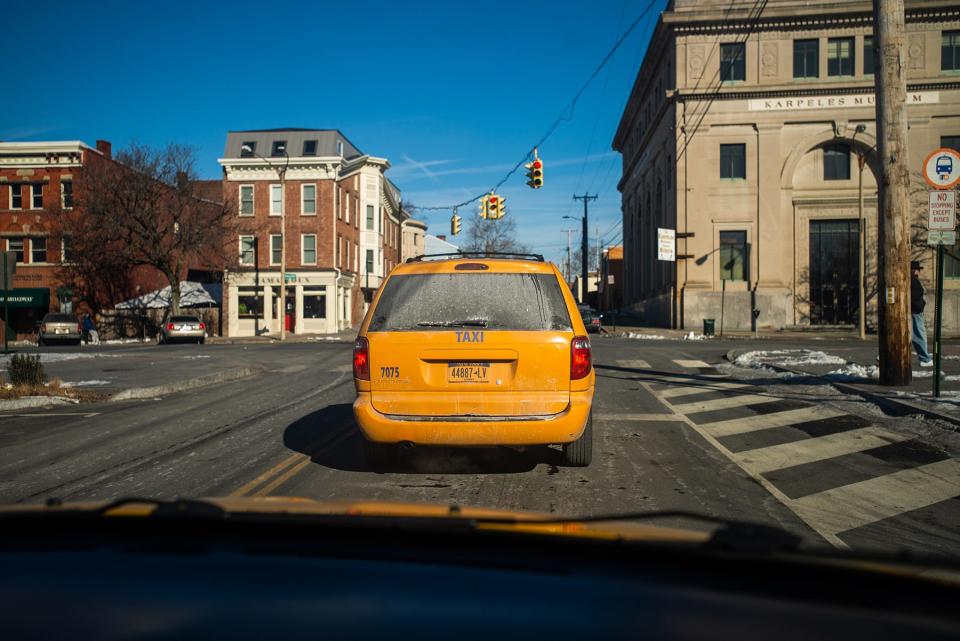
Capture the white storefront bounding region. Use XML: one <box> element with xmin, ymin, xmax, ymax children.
<box><xmin>225</xmin><ymin>270</ymin><xmax>355</xmax><ymax>337</ymax></box>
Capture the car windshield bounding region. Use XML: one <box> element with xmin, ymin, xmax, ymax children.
<box><xmin>3</xmin><ymin>1</ymin><xmax>960</xmax><ymax>581</ymax></box>
<box><xmin>368</xmin><ymin>273</ymin><xmax>572</xmax><ymax>332</ymax></box>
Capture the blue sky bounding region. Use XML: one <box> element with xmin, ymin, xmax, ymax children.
<box><xmin>3</xmin><ymin>0</ymin><xmax>666</xmax><ymax>264</ymax></box>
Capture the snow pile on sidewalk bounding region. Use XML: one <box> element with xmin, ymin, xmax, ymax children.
<box><xmin>823</xmin><ymin>364</ymin><xmax>880</xmax><ymax>381</ymax></box>
<box><xmin>733</xmin><ymin>349</ymin><xmax>847</xmax><ymax>369</ymax></box>
<box><xmin>101</xmin><ymin>338</ymin><xmax>152</xmax><ymax>345</ymax></box>
<box><xmin>683</xmin><ymin>332</ymin><xmax>708</xmax><ymax>341</ymax></box>
<box><xmin>0</xmin><ymin>352</ymin><xmax>119</xmax><ymax>366</ymax></box>
<box><xmin>60</xmin><ymin>380</ymin><xmax>111</xmax><ymax>388</ymax></box>
<box><xmin>624</xmin><ymin>333</ymin><xmax>668</xmax><ymax>340</ymax></box>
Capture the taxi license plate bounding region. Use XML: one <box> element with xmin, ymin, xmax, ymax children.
<box><xmin>55</xmin><ymin>329</ymin><xmax>67</xmax><ymax>334</ymax></box>
<box><xmin>447</xmin><ymin>362</ymin><xmax>491</xmax><ymax>383</ymax></box>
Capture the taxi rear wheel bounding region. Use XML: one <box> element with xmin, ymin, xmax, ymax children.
<box><xmin>562</xmin><ymin>412</ymin><xmax>593</xmax><ymax>467</ymax></box>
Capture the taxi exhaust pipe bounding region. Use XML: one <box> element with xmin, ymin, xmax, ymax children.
<box><xmin>398</xmin><ymin>441</ymin><xmax>416</xmax><ymax>450</ymax></box>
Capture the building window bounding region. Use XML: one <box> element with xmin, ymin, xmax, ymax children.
<box><xmin>240</xmin><ymin>141</ymin><xmax>256</xmax><ymax>158</ymax></box>
<box><xmin>31</xmin><ymin>237</ymin><xmax>47</xmax><ymax>263</ymax></box>
<box><xmin>271</xmin><ymin>140</ymin><xmax>287</xmax><ymax>157</ymax></box>
<box><xmin>345</xmin><ymin>194</ymin><xmax>350</xmax><ymax>224</ymax></box>
<box><xmin>270</xmin><ymin>234</ymin><xmax>283</xmax><ymax>265</ymax></box>
<box><xmin>61</xmin><ymin>181</ymin><xmax>74</xmax><ymax>209</ymax></box>
<box><xmin>863</xmin><ymin>36</ymin><xmax>874</xmax><ymax>75</ymax></box>
<box><xmin>719</xmin><ymin>231</ymin><xmax>748</xmax><ymax>282</ymax></box>
<box><xmin>237</xmin><ymin>288</ymin><xmax>261</xmax><ymax>318</ymax></box>
<box><xmin>303</xmin><ymin>286</ymin><xmax>326</xmax><ymax>319</ymax></box>
<box><xmin>366</xmin><ymin>249</ymin><xmax>374</xmax><ymax>273</ymax></box>
<box><xmin>941</xmin><ymin>136</ymin><xmax>960</xmax><ymax>151</ymax></box>
<box><xmin>31</xmin><ymin>184</ymin><xmax>43</xmax><ymax>209</ymax></box>
<box><xmin>239</xmin><ymin>235</ymin><xmax>256</xmax><ymax>265</ymax></box>
<box><xmin>336</xmin><ymin>235</ymin><xmax>342</xmax><ymax>266</ymax></box>
<box><xmin>824</xmin><ymin>143</ymin><xmax>851</xmax><ymax>180</ymax></box>
<box><xmin>239</xmin><ymin>185</ymin><xmax>254</xmax><ymax>216</ymax></box>
<box><xmin>302</xmin><ymin>184</ymin><xmax>316</xmax><ymax>215</ymax></box>
<box><xmin>793</xmin><ymin>39</ymin><xmax>819</xmax><ymax>78</ymax></box>
<box><xmin>270</xmin><ymin>184</ymin><xmax>282</xmax><ymax>215</ymax></box>
<box><xmin>62</xmin><ymin>236</ymin><xmax>76</xmax><ymax>263</ymax></box>
<box><xmin>345</xmin><ymin>239</ymin><xmax>351</xmax><ymax>270</ymax></box>
<box><xmin>336</xmin><ymin>140</ymin><xmax>344</xmax><ymax>156</ymax></box>
<box><xmin>302</xmin><ymin>140</ymin><xmax>317</xmax><ymax>156</ymax></box>
<box><xmin>366</xmin><ymin>204</ymin><xmax>375</xmax><ymax>230</ymax></box>
<box><xmin>8</xmin><ymin>238</ymin><xmax>25</xmax><ymax>263</ymax></box>
<box><xmin>943</xmin><ymin>31</ymin><xmax>960</xmax><ymax>71</ymax></box>
<box><xmin>828</xmin><ymin>37</ymin><xmax>854</xmax><ymax>76</ymax></box>
<box><xmin>720</xmin><ymin>43</ymin><xmax>745</xmax><ymax>82</ymax></box>
<box><xmin>719</xmin><ymin>143</ymin><xmax>746</xmax><ymax>179</ymax></box>
<box><xmin>302</xmin><ymin>234</ymin><xmax>317</xmax><ymax>264</ymax></box>
<box><xmin>10</xmin><ymin>184</ymin><xmax>22</xmax><ymax>209</ymax></box>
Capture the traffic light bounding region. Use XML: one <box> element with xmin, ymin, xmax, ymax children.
<box><xmin>487</xmin><ymin>194</ymin><xmax>505</xmax><ymax>219</ymax></box>
<box><xmin>525</xmin><ymin>158</ymin><xmax>544</xmax><ymax>189</ymax></box>
<box><xmin>451</xmin><ymin>212</ymin><xmax>461</xmax><ymax>235</ymax></box>
<box><xmin>479</xmin><ymin>195</ymin><xmax>489</xmax><ymax>219</ymax></box>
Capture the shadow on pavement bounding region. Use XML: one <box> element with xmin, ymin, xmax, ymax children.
<box><xmin>283</xmin><ymin>403</ymin><xmax>560</xmax><ymax>475</ymax></box>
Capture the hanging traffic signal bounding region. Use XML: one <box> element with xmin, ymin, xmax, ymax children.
<box><xmin>479</xmin><ymin>195</ymin><xmax>489</xmax><ymax>219</ymax></box>
<box><xmin>525</xmin><ymin>158</ymin><xmax>543</xmax><ymax>189</ymax></box>
<box><xmin>488</xmin><ymin>193</ymin><xmax>505</xmax><ymax>219</ymax></box>
<box><xmin>451</xmin><ymin>212</ymin><xmax>462</xmax><ymax>235</ymax></box>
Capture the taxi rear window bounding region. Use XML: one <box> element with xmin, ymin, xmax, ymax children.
<box><xmin>368</xmin><ymin>273</ymin><xmax>572</xmax><ymax>332</ymax></box>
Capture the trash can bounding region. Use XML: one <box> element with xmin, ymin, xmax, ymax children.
<box><xmin>703</xmin><ymin>319</ymin><xmax>716</xmax><ymax>337</ymax></box>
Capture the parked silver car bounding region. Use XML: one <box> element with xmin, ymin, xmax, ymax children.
<box><xmin>157</xmin><ymin>315</ymin><xmax>206</xmax><ymax>344</ymax></box>
<box><xmin>38</xmin><ymin>313</ymin><xmax>82</xmax><ymax>346</ymax></box>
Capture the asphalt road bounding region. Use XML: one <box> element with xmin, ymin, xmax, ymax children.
<box><xmin>2</xmin><ymin>336</ymin><xmax>959</xmax><ymax>559</ymax></box>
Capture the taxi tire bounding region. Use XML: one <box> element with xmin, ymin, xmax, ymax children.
<box><xmin>562</xmin><ymin>412</ymin><xmax>593</xmax><ymax>467</ymax></box>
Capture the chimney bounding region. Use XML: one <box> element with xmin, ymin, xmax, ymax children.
<box><xmin>437</xmin><ymin>234</ymin><xmax>447</xmax><ymax>241</ymax></box>
<box><xmin>95</xmin><ymin>140</ymin><xmax>112</xmax><ymax>159</ymax></box>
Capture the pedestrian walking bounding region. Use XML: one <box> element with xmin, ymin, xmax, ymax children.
<box><xmin>82</xmin><ymin>312</ymin><xmax>100</xmax><ymax>345</ymax></box>
<box><xmin>911</xmin><ymin>260</ymin><xmax>933</xmax><ymax>367</ymax></box>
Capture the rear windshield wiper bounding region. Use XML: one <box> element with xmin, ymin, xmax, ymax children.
<box><xmin>416</xmin><ymin>320</ymin><xmax>488</xmax><ymax>328</ymax></box>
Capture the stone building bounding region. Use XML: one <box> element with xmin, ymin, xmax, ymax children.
<box><xmin>613</xmin><ymin>0</ymin><xmax>960</xmax><ymax>331</ymax></box>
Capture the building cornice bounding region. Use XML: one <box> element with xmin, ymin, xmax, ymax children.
<box><xmin>0</xmin><ymin>141</ymin><xmax>89</xmax><ymax>168</ymax></box>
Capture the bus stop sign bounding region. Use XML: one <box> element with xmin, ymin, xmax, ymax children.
<box><xmin>923</xmin><ymin>147</ymin><xmax>960</xmax><ymax>190</ymax></box>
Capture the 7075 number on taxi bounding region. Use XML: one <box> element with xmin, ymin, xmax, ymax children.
<box><xmin>380</xmin><ymin>366</ymin><xmax>400</xmax><ymax>379</ymax></box>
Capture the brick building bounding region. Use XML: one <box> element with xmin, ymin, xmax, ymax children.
<box><xmin>218</xmin><ymin>129</ymin><xmax>407</xmax><ymax>336</ymax></box>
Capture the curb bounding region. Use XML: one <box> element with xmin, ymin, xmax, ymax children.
<box><xmin>108</xmin><ymin>367</ymin><xmax>262</xmax><ymax>402</ymax></box>
<box><xmin>723</xmin><ymin>349</ymin><xmax>960</xmax><ymax>429</ymax></box>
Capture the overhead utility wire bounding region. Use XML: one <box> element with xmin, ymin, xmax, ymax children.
<box><xmin>418</xmin><ymin>0</ymin><xmax>662</xmax><ymax>212</ymax></box>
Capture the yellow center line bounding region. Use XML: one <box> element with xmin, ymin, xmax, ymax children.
<box><xmin>253</xmin><ymin>457</ymin><xmax>314</xmax><ymax>497</ymax></box>
<box><xmin>230</xmin><ymin>452</ymin><xmax>307</xmax><ymax>497</ymax></box>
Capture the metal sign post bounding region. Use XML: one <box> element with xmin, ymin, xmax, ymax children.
<box><xmin>1</xmin><ymin>251</ymin><xmax>12</xmax><ymax>354</ymax></box>
<box><xmin>923</xmin><ymin>153</ymin><xmax>960</xmax><ymax>397</ymax></box>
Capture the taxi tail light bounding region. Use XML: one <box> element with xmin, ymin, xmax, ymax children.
<box><xmin>571</xmin><ymin>335</ymin><xmax>592</xmax><ymax>380</ymax></box>
<box><xmin>167</xmin><ymin>323</ymin><xmax>175</xmax><ymax>331</ymax></box>
<box><xmin>198</xmin><ymin>322</ymin><xmax>206</xmax><ymax>330</ymax></box>
<box><xmin>353</xmin><ymin>337</ymin><xmax>370</xmax><ymax>380</ymax></box>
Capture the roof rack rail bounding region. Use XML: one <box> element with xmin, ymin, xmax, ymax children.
<box><xmin>406</xmin><ymin>251</ymin><xmax>545</xmax><ymax>263</ymax></box>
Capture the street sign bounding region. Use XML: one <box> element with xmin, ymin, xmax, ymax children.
<box><xmin>928</xmin><ymin>230</ymin><xmax>957</xmax><ymax>245</ymax></box>
<box><xmin>657</xmin><ymin>228</ymin><xmax>675</xmax><ymax>262</ymax></box>
<box><xmin>928</xmin><ymin>190</ymin><xmax>957</xmax><ymax>230</ymax></box>
<box><xmin>922</xmin><ymin>147</ymin><xmax>960</xmax><ymax>190</ymax></box>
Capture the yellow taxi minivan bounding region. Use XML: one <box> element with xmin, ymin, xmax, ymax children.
<box><xmin>353</xmin><ymin>252</ymin><xmax>595</xmax><ymax>467</ymax></box>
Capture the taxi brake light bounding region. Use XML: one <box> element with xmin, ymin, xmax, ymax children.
<box><xmin>353</xmin><ymin>337</ymin><xmax>370</xmax><ymax>380</ymax></box>
<box><xmin>167</xmin><ymin>323</ymin><xmax>175</xmax><ymax>331</ymax></box>
<box><xmin>198</xmin><ymin>322</ymin><xmax>206</xmax><ymax>330</ymax></box>
<box><xmin>571</xmin><ymin>335</ymin><xmax>592</xmax><ymax>380</ymax></box>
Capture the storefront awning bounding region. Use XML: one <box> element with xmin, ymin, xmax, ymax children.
<box><xmin>0</xmin><ymin>288</ymin><xmax>50</xmax><ymax>309</ymax></box>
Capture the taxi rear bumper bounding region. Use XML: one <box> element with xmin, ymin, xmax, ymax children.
<box><xmin>353</xmin><ymin>388</ymin><xmax>594</xmax><ymax>446</ymax></box>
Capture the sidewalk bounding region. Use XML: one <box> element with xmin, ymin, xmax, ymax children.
<box><xmin>605</xmin><ymin>325</ymin><xmax>869</xmax><ymax>341</ymax></box>
<box><xmin>207</xmin><ymin>328</ymin><xmax>357</xmax><ymax>345</ymax></box>
<box><xmin>725</xmin><ymin>341</ymin><xmax>960</xmax><ymax>425</ymax></box>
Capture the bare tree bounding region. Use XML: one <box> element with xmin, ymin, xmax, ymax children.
<box><xmin>63</xmin><ymin>143</ymin><xmax>235</xmax><ymax>315</ymax></box>
<box><xmin>461</xmin><ymin>214</ymin><xmax>530</xmax><ymax>254</ymax></box>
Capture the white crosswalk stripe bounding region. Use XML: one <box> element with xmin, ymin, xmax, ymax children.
<box><xmin>672</xmin><ymin>359</ymin><xmax>711</xmax><ymax>368</ymax></box>
<box><xmin>669</xmin><ymin>393</ymin><xmax>775</xmax><ymax>413</ymax></box>
<box><xmin>790</xmin><ymin>459</ymin><xmax>960</xmax><ymax>536</ymax></box>
<box><xmin>732</xmin><ymin>426</ymin><xmax>910</xmax><ymax>474</ymax></box>
<box><xmin>615</xmin><ymin>359</ymin><xmax>650</xmax><ymax>369</ymax></box>
<box><xmin>659</xmin><ymin>381</ymin><xmax>752</xmax><ymax>399</ymax></box>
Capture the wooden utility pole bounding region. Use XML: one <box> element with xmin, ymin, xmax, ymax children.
<box><xmin>874</xmin><ymin>0</ymin><xmax>912</xmax><ymax>385</ymax></box>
